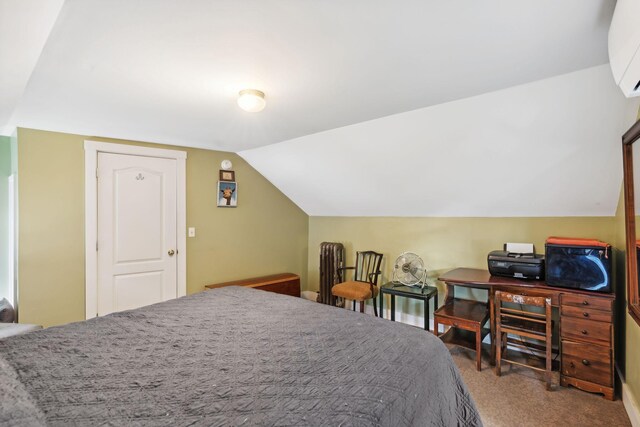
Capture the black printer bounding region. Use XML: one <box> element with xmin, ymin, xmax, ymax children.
<box><xmin>487</xmin><ymin>250</ymin><xmax>545</xmax><ymax>280</ymax></box>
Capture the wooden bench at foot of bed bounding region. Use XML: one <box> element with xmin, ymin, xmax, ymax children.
<box><xmin>205</xmin><ymin>273</ymin><xmax>300</xmax><ymax>297</ymax></box>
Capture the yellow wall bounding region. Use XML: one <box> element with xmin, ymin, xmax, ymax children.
<box><xmin>308</xmin><ymin>216</ymin><xmax>615</xmax><ymax>314</ymax></box>
<box><xmin>17</xmin><ymin>128</ymin><xmax>309</xmax><ymax>327</ymax></box>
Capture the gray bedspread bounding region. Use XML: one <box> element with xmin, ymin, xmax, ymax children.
<box><xmin>0</xmin><ymin>286</ymin><xmax>481</xmax><ymax>426</ymax></box>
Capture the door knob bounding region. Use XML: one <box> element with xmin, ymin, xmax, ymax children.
<box><xmin>168</xmin><ymin>250</ymin><xmax>175</xmax><ymax>256</ymax></box>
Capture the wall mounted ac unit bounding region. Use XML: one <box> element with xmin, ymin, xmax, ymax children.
<box><xmin>609</xmin><ymin>0</ymin><xmax>640</xmax><ymax>98</ymax></box>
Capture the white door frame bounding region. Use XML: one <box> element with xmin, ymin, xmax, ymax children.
<box><xmin>84</xmin><ymin>140</ymin><xmax>187</xmax><ymax>319</ymax></box>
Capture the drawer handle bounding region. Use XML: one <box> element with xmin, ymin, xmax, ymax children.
<box><xmin>581</xmin><ymin>329</ymin><xmax>588</xmax><ymax>335</ymax></box>
<box><xmin>582</xmin><ymin>300</ymin><xmax>589</xmax><ymax>306</ymax></box>
<box><xmin>582</xmin><ymin>359</ymin><xmax>590</xmax><ymax>366</ymax></box>
<box><xmin>583</xmin><ymin>312</ymin><xmax>589</xmax><ymax>317</ymax></box>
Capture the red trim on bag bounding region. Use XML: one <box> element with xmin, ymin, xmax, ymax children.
<box><xmin>546</xmin><ymin>236</ymin><xmax>610</xmax><ymax>248</ymax></box>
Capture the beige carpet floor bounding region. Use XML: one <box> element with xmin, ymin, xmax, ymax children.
<box><xmin>449</xmin><ymin>346</ymin><xmax>631</xmax><ymax>427</ymax></box>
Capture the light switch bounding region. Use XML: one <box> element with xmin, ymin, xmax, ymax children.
<box><xmin>188</xmin><ymin>227</ymin><xmax>196</xmax><ymax>237</ymax></box>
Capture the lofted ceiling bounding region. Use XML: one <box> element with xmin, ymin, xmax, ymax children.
<box><xmin>0</xmin><ymin>0</ymin><xmax>64</xmax><ymax>135</ymax></box>
<box><xmin>2</xmin><ymin>0</ymin><xmax>617</xmax><ymax>151</ymax></box>
<box><xmin>3</xmin><ymin>0</ymin><xmax>637</xmax><ymax>218</ymax></box>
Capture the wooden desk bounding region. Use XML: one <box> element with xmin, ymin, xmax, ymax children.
<box><xmin>206</xmin><ymin>273</ymin><xmax>300</xmax><ymax>297</ymax></box>
<box><xmin>438</xmin><ymin>268</ymin><xmax>616</xmax><ymax>400</ymax></box>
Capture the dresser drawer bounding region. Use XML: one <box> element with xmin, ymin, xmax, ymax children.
<box><xmin>561</xmin><ymin>305</ymin><xmax>612</xmax><ymax>323</ymax></box>
<box><xmin>561</xmin><ymin>340</ymin><xmax>612</xmax><ymax>387</ymax></box>
<box><xmin>561</xmin><ymin>294</ymin><xmax>612</xmax><ymax>312</ymax></box>
<box><xmin>561</xmin><ymin>316</ymin><xmax>611</xmax><ymax>345</ymax></box>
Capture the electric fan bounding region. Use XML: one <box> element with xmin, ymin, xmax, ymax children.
<box><xmin>392</xmin><ymin>252</ymin><xmax>427</xmax><ymax>287</ymax></box>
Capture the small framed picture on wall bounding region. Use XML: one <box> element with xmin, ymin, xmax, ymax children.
<box><xmin>218</xmin><ymin>181</ymin><xmax>237</xmax><ymax>207</ymax></box>
<box><xmin>219</xmin><ymin>170</ymin><xmax>235</xmax><ymax>181</ymax></box>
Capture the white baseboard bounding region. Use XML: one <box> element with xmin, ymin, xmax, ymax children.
<box><xmin>622</xmin><ymin>377</ymin><xmax>640</xmax><ymax>427</ymax></box>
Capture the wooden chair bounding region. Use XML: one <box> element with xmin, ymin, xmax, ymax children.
<box><xmin>331</xmin><ymin>251</ymin><xmax>383</xmax><ymax>315</ymax></box>
<box><xmin>495</xmin><ymin>291</ymin><xmax>553</xmax><ymax>390</ymax></box>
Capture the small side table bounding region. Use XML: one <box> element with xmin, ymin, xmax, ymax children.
<box><xmin>379</xmin><ymin>282</ymin><xmax>438</xmax><ymax>331</ymax></box>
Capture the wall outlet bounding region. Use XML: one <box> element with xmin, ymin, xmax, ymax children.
<box><xmin>188</xmin><ymin>227</ymin><xmax>196</xmax><ymax>237</ymax></box>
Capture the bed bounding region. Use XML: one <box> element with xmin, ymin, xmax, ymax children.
<box><xmin>0</xmin><ymin>286</ymin><xmax>482</xmax><ymax>426</ymax></box>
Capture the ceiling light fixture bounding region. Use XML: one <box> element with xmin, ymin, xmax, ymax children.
<box><xmin>237</xmin><ymin>89</ymin><xmax>266</xmax><ymax>113</ymax></box>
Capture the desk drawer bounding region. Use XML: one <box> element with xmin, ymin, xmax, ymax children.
<box><xmin>561</xmin><ymin>316</ymin><xmax>611</xmax><ymax>345</ymax></box>
<box><xmin>561</xmin><ymin>305</ymin><xmax>612</xmax><ymax>323</ymax></box>
<box><xmin>435</xmin><ymin>316</ymin><xmax>479</xmax><ymax>332</ymax></box>
<box><xmin>561</xmin><ymin>294</ymin><xmax>612</xmax><ymax>312</ymax></box>
<box><xmin>561</xmin><ymin>340</ymin><xmax>612</xmax><ymax>387</ymax></box>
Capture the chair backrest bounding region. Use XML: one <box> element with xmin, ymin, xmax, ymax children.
<box><xmin>353</xmin><ymin>251</ymin><xmax>383</xmax><ymax>285</ymax></box>
<box><xmin>495</xmin><ymin>291</ymin><xmax>552</xmax><ymax>327</ymax></box>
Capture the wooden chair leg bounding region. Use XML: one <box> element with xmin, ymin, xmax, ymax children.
<box><xmin>546</xmin><ymin>328</ymin><xmax>552</xmax><ymax>391</ymax></box>
<box><xmin>359</xmin><ymin>301</ymin><xmax>365</xmax><ymax>313</ymax></box>
<box><xmin>545</xmin><ymin>301</ymin><xmax>552</xmax><ymax>391</ymax></box>
<box><xmin>495</xmin><ymin>324</ymin><xmax>502</xmax><ymax>377</ymax></box>
<box><xmin>352</xmin><ymin>300</ymin><xmax>356</xmax><ymax>311</ymax></box>
<box><xmin>373</xmin><ymin>298</ymin><xmax>378</xmax><ymax>317</ymax></box>
<box><xmin>475</xmin><ymin>326</ymin><xmax>482</xmax><ymax>371</ymax></box>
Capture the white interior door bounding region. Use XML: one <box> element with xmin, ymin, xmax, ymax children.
<box><xmin>97</xmin><ymin>152</ymin><xmax>177</xmax><ymax>315</ymax></box>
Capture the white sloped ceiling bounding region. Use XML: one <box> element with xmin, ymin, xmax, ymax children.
<box><xmin>5</xmin><ymin>0</ymin><xmax>615</xmax><ymax>150</ymax></box>
<box><xmin>0</xmin><ymin>0</ymin><xmax>65</xmax><ymax>135</ymax></box>
<box><xmin>240</xmin><ymin>65</ymin><xmax>640</xmax><ymax>217</ymax></box>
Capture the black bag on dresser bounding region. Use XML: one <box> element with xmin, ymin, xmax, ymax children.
<box><xmin>545</xmin><ymin>236</ymin><xmax>612</xmax><ymax>293</ymax></box>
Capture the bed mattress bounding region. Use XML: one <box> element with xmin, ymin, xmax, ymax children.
<box><xmin>0</xmin><ymin>286</ymin><xmax>481</xmax><ymax>426</ymax></box>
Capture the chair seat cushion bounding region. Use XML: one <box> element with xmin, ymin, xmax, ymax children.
<box><xmin>331</xmin><ymin>281</ymin><xmax>378</xmax><ymax>301</ymax></box>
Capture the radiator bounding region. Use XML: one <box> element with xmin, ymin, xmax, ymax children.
<box><xmin>318</xmin><ymin>242</ymin><xmax>344</xmax><ymax>305</ymax></box>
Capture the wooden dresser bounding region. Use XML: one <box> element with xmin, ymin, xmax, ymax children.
<box><xmin>560</xmin><ymin>293</ymin><xmax>615</xmax><ymax>400</ymax></box>
<box><xmin>438</xmin><ymin>268</ymin><xmax>616</xmax><ymax>400</ymax></box>
<box><xmin>205</xmin><ymin>273</ymin><xmax>300</xmax><ymax>297</ymax></box>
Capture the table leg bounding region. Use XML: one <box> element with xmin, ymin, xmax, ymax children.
<box><xmin>423</xmin><ymin>298</ymin><xmax>428</xmax><ymax>331</ymax></box>
<box><xmin>476</xmin><ymin>326</ymin><xmax>482</xmax><ymax>371</ymax></box>
<box><xmin>432</xmin><ymin>291</ymin><xmax>438</xmax><ymax>332</ymax></box>
<box><xmin>390</xmin><ymin>295</ymin><xmax>395</xmax><ymax>321</ymax></box>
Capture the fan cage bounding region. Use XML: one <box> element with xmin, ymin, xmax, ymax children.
<box><xmin>393</xmin><ymin>252</ymin><xmax>427</xmax><ymax>287</ymax></box>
